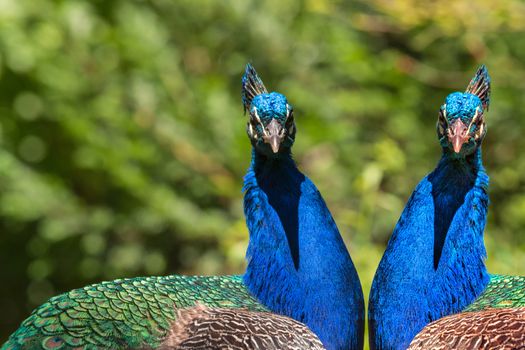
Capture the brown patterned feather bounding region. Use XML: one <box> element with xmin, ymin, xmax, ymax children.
<box><xmin>156</xmin><ymin>304</ymin><xmax>326</xmax><ymax>350</ymax></box>
<box><xmin>408</xmin><ymin>307</ymin><xmax>525</xmax><ymax>350</ymax></box>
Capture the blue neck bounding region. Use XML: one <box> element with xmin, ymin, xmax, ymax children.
<box><xmin>243</xmin><ymin>149</ymin><xmax>365</xmax><ymax>350</ymax></box>
<box><xmin>369</xmin><ymin>148</ymin><xmax>490</xmax><ymax>350</ymax></box>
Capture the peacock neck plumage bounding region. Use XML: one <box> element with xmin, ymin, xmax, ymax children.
<box><xmin>243</xmin><ymin>149</ymin><xmax>365</xmax><ymax>350</ymax></box>
<box><xmin>369</xmin><ymin>147</ymin><xmax>490</xmax><ymax>350</ymax></box>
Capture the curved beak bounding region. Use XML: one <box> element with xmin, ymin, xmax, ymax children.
<box><xmin>447</xmin><ymin>119</ymin><xmax>469</xmax><ymax>154</ymax></box>
<box><xmin>263</xmin><ymin>119</ymin><xmax>285</xmax><ymax>154</ymax></box>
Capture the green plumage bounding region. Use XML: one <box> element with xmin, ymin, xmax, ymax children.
<box><xmin>2</xmin><ymin>275</ymin><xmax>267</xmax><ymax>350</ymax></box>
<box><xmin>464</xmin><ymin>274</ymin><xmax>525</xmax><ymax>312</ymax></box>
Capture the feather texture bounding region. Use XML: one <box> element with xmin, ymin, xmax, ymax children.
<box><xmin>157</xmin><ymin>304</ymin><xmax>325</xmax><ymax>350</ymax></box>
<box><xmin>2</xmin><ymin>275</ymin><xmax>266</xmax><ymax>349</ymax></box>
<box><xmin>241</xmin><ymin>63</ymin><xmax>268</xmax><ymax>113</ymax></box>
<box><xmin>409</xmin><ymin>275</ymin><xmax>525</xmax><ymax>349</ymax></box>
<box><xmin>242</xmin><ymin>148</ymin><xmax>365</xmax><ymax>350</ymax></box>
<box><xmin>465</xmin><ymin>65</ymin><xmax>491</xmax><ymax>111</ymax></box>
<box><xmin>408</xmin><ymin>307</ymin><xmax>525</xmax><ymax>350</ymax></box>
<box><xmin>464</xmin><ymin>275</ymin><xmax>525</xmax><ymax>312</ymax></box>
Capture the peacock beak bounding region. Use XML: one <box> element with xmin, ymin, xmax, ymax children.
<box><xmin>447</xmin><ymin>119</ymin><xmax>469</xmax><ymax>154</ymax></box>
<box><xmin>263</xmin><ymin>119</ymin><xmax>285</xmax><ymax>153</ymax></box>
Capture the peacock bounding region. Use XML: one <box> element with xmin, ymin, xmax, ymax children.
<box><xmin>368</xmin><ymin>65</ymin><xmax>525</xmax><ymax>350</ymax></box>
<box><xmin>2</xmin><ymin>64</ymin><xmax>365</xmax><ymax>350</ymax></box>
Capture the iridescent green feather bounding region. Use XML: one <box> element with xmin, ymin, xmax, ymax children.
<box><xmin>1</xmin><ymin>275</ymin><xmax>267</xmax><ymax>350</ymax></box>
<box><xmin>464</xmin><ymin>274</ymin><xmax>525</xmax><ymax>312</ymax></box>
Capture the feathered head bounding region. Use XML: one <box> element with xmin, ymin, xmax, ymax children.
<box><xmin>242</xmin><ymin>64</ymin><xmax>296</xmax><ymax>156</ymax></box>
<box><xmin>437</xmin><ymin>65</ymin><xmax>490</xmax><ymax>157</ymax></box>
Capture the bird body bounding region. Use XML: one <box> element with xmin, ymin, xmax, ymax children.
<box><xmin>2</xmin><ymin>64</ymin><xmax>364</xmax><ymax>350</ymax></box>
<box><xmin>243</xmin><ymin>149</ymin><xmax>364</xmax><ymax>350</ymax></box>
<box><xmin>369</xmin><ymin>147</ymin><xmax>490</xmax><ymax>350</ymax></box>
<box><xmin>369</xmin><ymin>65</ymin><xmax>525</xmax><ymax>350</ymax></box>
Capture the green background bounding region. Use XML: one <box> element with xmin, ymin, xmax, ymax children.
<box><xmin>1</xmin><ymin>0</ymin><xmax>524</xmax><ymax>347</ymax></box>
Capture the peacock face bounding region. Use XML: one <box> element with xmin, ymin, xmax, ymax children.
<box><xmin>436</xmin><ymin>65</ymin><xmax>491</xmax><ymax>158</ymax></box>
<box><xmin>437</xmin><ymin>92</ymin><xmax>486</xmax><ymax>157</ymax></box>
<box><xmin>241</xmin><ymin>64</ymin><xmax>296</xmax><ymax>157</ymax></box>
<box><xmin>247</xmin><ymin>92</ymin><xmax>295</xmax><ymax>156</ymax></box>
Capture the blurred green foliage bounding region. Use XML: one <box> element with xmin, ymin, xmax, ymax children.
<box><xmin>1</xmin><ymin>0</ymin><xmax>525</xmax><ymax>345</ymax></box>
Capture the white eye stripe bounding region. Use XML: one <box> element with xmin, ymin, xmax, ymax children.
<box><xmin>467</xmin><ymin>107</ymin><xmax>482</xmax><ymax>132</ymax></box>
<box><xmin>251</xmin><ymin>107</ymin><xmax>270</xmax><ymax>136</ymax></box>
<box><xmin>285</xmin><ymin>104</ymin><xmax>295</xmax><ymax>124</ymax></box>
<box><xmin>252</xmin><ymin>107</ymin><xmax>262</xmax><ymax>124</ymax></box>
<box><xmin>478</xmin><ymin>122</ymin><xmax>485</xmax><ymax>137</ymax></box>
<box><xmin>474</xmin><ymin>122</ymin><xmax>485</xmax><ymax>140</ymax></box>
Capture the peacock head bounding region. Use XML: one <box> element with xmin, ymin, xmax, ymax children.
<box><xmin>242</xmin><ymin>64</ymin><xmax>296</xmax><ymax>157</ymax></box>
<box><xmin>437</xmin><ymin>65</ymin><xmax>491</xmax><ymax>157</ymax></box>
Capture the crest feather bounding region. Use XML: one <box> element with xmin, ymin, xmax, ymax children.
<box><xmin>242</xmin><ymin>64</ymin><xmax>268</xmax><ymax>113</ymax></box>
<box><xmin>465</xmin><ymin>65</ymin><xmax>491</xmax><ymax>111</ymax></box>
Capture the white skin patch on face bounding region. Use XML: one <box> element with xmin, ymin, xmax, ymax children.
<box><xmin>249</xmin><ymin>106</ymin><xmax>267</xmax><ymax>140</ymax></box>
<box><xmin>466</xmin><ymin>107</ymin><xmax>479</xmax><ymax>133</ymax></box>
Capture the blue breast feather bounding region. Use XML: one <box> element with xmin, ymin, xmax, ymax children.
<box><xmin>243</xmin><ymin>150</ymin><xmax>365</xmax><ymax>350</ymax></box>
<box><xmin>369</xmin><ymin>149</ymin><xmax>490</xmax><ymax>350</ymax></box>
